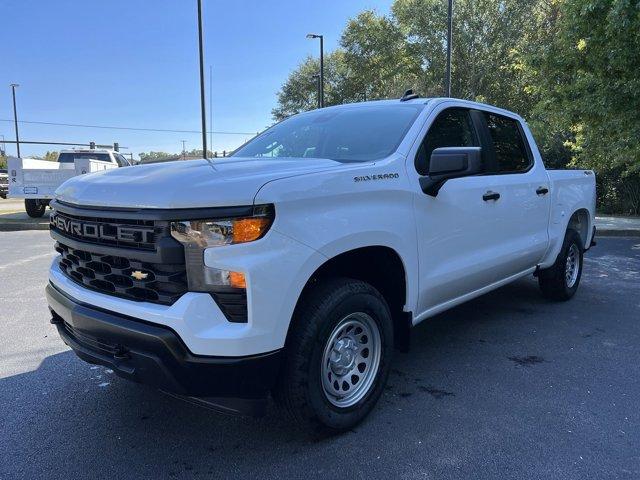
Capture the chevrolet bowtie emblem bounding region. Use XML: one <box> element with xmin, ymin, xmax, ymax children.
<box><xmin>131</xmin><ymin>270</ymin><xmax>149</xmax><ymax>281</ymax></box>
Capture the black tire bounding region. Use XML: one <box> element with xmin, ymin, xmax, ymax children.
<box><xmin>25</xmin><ymin>199</ymin><xmax>46</xmax><ymax>218</ymax></box>
<box><xmin>275</xmin><ymin>277</ymin><xmax>394</xmax><ymax>431</ymax></box>
<box><xmin>538</xmin><ymin>229</ymin><xmax>584</xmax><ymax>301</ymax></box>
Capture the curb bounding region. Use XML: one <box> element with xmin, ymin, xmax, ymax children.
<box><xmin>0</xmin><ymin>222</ymin><xmax>50</xmax><ymax>232</ymax></box>
<box><xmin>596</xmin><ymin>229</ymin><xmax>640</xmax><ymax>238</ymax></box>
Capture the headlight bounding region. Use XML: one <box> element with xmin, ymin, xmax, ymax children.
<box><xmin>169</xmin><ymin>205</ymin><xmax>274</xmax><ymax>304</ymax></box>
<box><xmin>170</xmin><ymin>206</ymin><xmax>274</xmax><ymax>247</ymax></box>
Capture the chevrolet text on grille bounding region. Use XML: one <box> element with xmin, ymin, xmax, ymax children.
<box><xmin>51</xmin><ymin>213</ymin><xmax>154</xmax><ymax>243</ymax></box>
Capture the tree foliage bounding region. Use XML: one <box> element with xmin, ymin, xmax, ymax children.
<box><xmin>273</xmin><ymin>0</ymin><xmax>640</xmax><ymax>213</ymax></box>
<box><xmin>528</xmin><ymin>0</ymin><xmax>640</xmax><ymax>212</ymax></box>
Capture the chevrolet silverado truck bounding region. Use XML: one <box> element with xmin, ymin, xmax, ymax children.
<box><xmin>45</xmin><ymin>96</ymin><xmax>596</xmax><ymax>431</ymax></box>
<box><xmin>8</xmin><ymin>148</ymin><xmax>131</xmax><ymax>218</ymax></box>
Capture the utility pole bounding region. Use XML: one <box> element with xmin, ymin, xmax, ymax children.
<box><xmin>181</xmin><ymin>140</ymin><xmax>187</xmax><ymax>160</ymax></box>
<box><xmin>196</xmin><ymin>0</ymin><xmax>208</xmax><ymax>158</ymax></box>
<box><xmin>306</xmin><ymin>34</ymin><xmax>324</xmax><ymax>108</ymax></box>
<box><xmin>10</xmin><ymin>84</ymin><xmax>20</xmax><ymax>157</ymax></box>
<box><xmin>445</xmin><ymin>0</ymin><xmax>453</xmax><ymax>97</ymax></box>
<box><xmin>209</xmin><ymin>65</ymin><xmax>213</xmax><ymax>154</ymax></box>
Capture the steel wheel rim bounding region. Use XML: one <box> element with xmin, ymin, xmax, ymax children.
<box><xmin>320</xmin><ymin>312</ymin><xmax>382</xmax><ymax>408</ymax></box>
<box><xmin>565</xmin><ymin>243</ymin><xmax>580</xmax><ymax>288</ymax></box>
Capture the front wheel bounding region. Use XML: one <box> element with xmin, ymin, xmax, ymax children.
<box><xmin>25</xmin><ymin>199</ymin><xmax>46</xmax><ymax>218</ymax></box>
<box><xmin>275</xmin><ymin>277</ymin><xmax>393</xmax><ymax>431</ymax></box>
<box><xmin>538</xmin><ymin>229</ymin><xmax>584</xmax><ymax>301</ymax></box>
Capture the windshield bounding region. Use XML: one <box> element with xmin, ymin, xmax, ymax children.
<box><xmin>233</xmin><ymin>104</ymin><xmax>423</xmax><ymax>162</ymax></box>
<box><xmin>58</xmin><ymin>152</ymin><xmax>112</xmax><ymax>163</ymax></box>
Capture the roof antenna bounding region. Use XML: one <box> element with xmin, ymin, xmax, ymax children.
<box><xmin>400</xmin><ymin>89</ymin><xmax>420</xmax><ymax>101</ymax></box>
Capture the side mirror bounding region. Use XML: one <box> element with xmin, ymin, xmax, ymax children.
<box><xmin>419</xmin><ymin>147</ymin><xmax>482</xmax><ymax>197</ymax></box>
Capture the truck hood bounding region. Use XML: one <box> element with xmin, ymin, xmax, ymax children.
<box><xmin>55</xmin><ymin>157</ymin><xmax>343</xmax><ymax>209</ymax></box>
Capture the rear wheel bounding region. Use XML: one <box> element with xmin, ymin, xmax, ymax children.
<box><xmin>275</xmin><ymin>277</ymin><xmax>393</xmax><ymax>431</ymax></box>
<box><xmin>538</xmin><ymin>229</ymin><xmax>584</xmax><ymax>301</ymax></box>
<box><xmin>25</xmin><ymin>199</ymin><xmax>46</xmax><ymax>218</ymax></box>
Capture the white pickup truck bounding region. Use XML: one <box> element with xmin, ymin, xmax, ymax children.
<box><xmin>45</xmin><ymin>97</ymin><xmax>596</xmax><ymax>431</ymax></box>
<box><xmin>8</xmin><ymin>149</ymin><xmax>131</xmax><ymax>217</ymax></box>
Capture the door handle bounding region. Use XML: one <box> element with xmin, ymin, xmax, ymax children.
<box><xmin>536</xmin><ymin>186</ymin><xmax>549</xmax><ymax>195</ymax></box>
<box><xmin>482</xmin><ymin>191</ymin><xmax>500</xmax><ymax>201</ymax></box>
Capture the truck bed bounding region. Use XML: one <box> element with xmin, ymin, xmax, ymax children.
<box><xmin>8</xmin><ymin>157</ymin><xmax>116</xmax><ymax>200</ymax></box>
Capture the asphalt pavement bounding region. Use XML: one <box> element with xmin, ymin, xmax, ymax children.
<box><xmin>1</xmin><ymin>231</ymin><xmax>639</xmax><ymax>479</ymax></box>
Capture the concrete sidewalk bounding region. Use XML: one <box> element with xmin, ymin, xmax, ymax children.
<box><xmin>1</xmin><ymin>197</ymin><xmax>639</xmax><ymax>235</ymax></box>
<box><xmin>0</xmin><ymin>199</ymin><xmax>50</xmax><ymax>231</ymax></box>
<box><xmin>595</xmin><ymin>215</ymin><xmax>640</xmax><ymax>237</ymax></box>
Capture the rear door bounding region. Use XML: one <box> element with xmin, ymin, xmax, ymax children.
<box><xmin>478</xmin><ymin>111</ymin><xmax>551</xmax><ymax>280</ymax></box>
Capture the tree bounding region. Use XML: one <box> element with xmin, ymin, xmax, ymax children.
<box><xmin>528</xmin><ymin>0</ymin><xmax>640</xmax><ymax>213</ymax></box>
<box><xmin>274</xmin><ymin>0</ymin><xmax>542</xmax><ymax>120</ymax></box>
<box><xmin>340</xmin><ymin>10</ymin><xmax>422</xmax><ymax>101</ymax></box>
<box><xmin>43</xmin><ymin>151</ymin><xmax>58</xmax><ymax>161</ymax></box>
<box><xmin>271</xmin><ymin>51</ymin><xmax>355</xmax><ymax>121</ymax></box>
<box><xmin>138</xmin><ymin>151</ymin><xmax>176</xmax><ymax>163</ymax></box>
<box><xmin>393</xmin><ymin>0</ymin><xmax>540</xmax><ymax>114</ymax></box>
<box><xmin>271</xmin><ymin>0</ymin><xmax>639</xmax><ymax>213</ymax></box>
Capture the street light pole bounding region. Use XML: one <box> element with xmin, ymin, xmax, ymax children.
<box><xmin>196</xmin><ymin>0</ymin><xmax>208</xmax><ymax>158</ymax></box>
<box><xmin>311</xmin><ymin>74</ymin><xmax>321</xmax><ymax>109</ymax></box>
<box><xmin>10</xmin><ymin>84</ymin><xmax>20</xmax><ymax>157</ymax></box>
<box><xmin>445</xmin><ymin>0</ymin><xmax>453</xmax><ymax>97</ymax></box>
<box><xmin>306</xmin><ymin>34</ymin><xmax>324</xmax><ymax>108</ymax></box>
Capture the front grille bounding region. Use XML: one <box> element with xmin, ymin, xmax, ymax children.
<box><xmin>50</xmin><ymin>210</ymin><xmax>167</xmax><ymax>251</ymax></box>
<box><xmin>56</xmin><ymin>242</ymin><xmax>187</xmax><ymax>305</ymax></box>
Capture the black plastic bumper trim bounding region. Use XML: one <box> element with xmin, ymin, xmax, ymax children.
<box><xmin>589</xmin><ymin>225</ymin><xmax>597</xmax><ymax>249</ymax></box>
<box><xmin>46</xmin><ymin>283</ymin><xmax>283</xmax><ymax>404</ymax></box>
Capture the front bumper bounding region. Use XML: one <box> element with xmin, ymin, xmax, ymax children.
<box><xmin>46</xmin><ymin>283</ymin><xmax>283</xmax><ymax>413</ymax></box>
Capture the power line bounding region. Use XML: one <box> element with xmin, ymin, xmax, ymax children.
<box><xmin>0</xmin><ymin>118</ymin><xmax>256</xmax><ymax>136</ymax></box>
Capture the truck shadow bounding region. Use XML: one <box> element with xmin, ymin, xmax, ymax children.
<box><xmin>1</xmin><ymin>275</ymin><xmax>590</xmax><ymax>477</ymax></box>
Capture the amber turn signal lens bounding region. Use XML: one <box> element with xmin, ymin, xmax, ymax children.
<box><xmin>232</xmin><ymin>217</ymin><xmax>271</xmax><ymax>244</ymax></box>
<box><xmin>229</xmin><ymin>271</ymin><xmax>247</xmax><ymax>289</ymax></box>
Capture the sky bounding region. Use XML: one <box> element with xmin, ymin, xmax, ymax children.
<box><xmin>0</xmin><ymin>0</ymin><xmax>393</xmax><ymax>159</ymax></box>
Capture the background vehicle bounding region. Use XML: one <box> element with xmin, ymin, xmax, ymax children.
<box><xmin>45</xmin><ymin>97</ymin><xmax>596</xmax><ymax>431</ymax></box>
<box><xmin>0</xmin><ymin>169</ymin><xmax>7</xmax><ymax>199</ymax></box>
<box><xmin>8</xmin><ymin>149</ymin><xmax>132</xmax><ymax>217</ymax></box>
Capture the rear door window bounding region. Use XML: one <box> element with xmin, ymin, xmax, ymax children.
<box><xmin>483</xmin><ymin>113</ymin><xmax>531</xmax><ymax>173</ymax></box>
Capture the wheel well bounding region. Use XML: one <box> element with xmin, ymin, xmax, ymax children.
<box><xmin>568</xmin><ymin>209</ymin><xmax>590</xmax><ymax>248</ymax></box>
<box><xmin>295</xmin><ymin>246</ymin><xmax>411</xmax><ymax>352</ymax></box>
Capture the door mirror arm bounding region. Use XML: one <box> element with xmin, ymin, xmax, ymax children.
<box><xmin>419</xmin><ymin>176</ymin><xmax>447</xmax><ymax>197</ymax></box>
